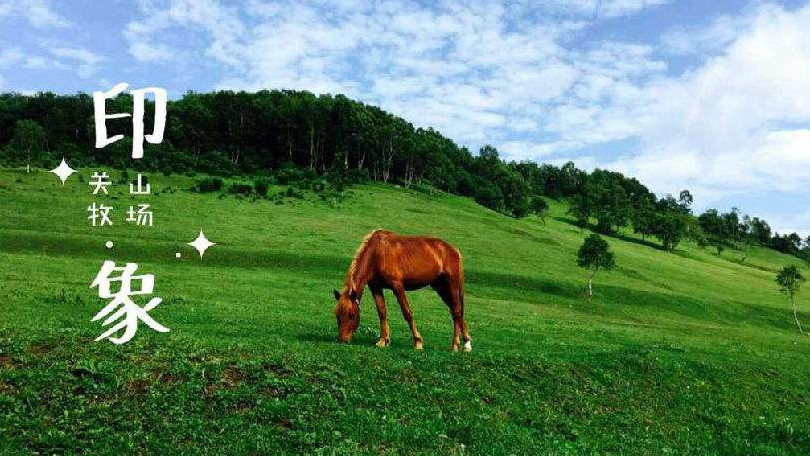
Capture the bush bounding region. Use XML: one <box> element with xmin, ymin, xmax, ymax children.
<box><xmin>311</xmin><ymin>179</ymin><xmax>328</xmax><ymax>193</ymax></box>
<box><xmin>192</xmin><ymin>177</ymin><xmax>223</xmax><ymax>193</ymax></box>
<box><xmin>253</xmin><ymin>178</ymin><xmax>271</xmax><ymax>196</ymax></box>
<box><xmin>344</xmin><ymin>168</ymin><xmax>369</xmax><ymax>185</ymax></box>
<box><xmin>229</xmin><ymin>183</ymin><xmax>254</xmax><ymax>195</ymax></box>
<box><xmin>411</xmin><ymin>180</ymin><xmax>440</xmax><ymax>196</ymax></box>
<box><xmin>285</xmin><ymin>186</ymin><xmax>304</xmax><ymax>199</ymax></box>
<box><xmin>510</xmin><ymin>197</ymin><xmax>531</xmax><ymax>218</ymax></box>
<box><xmin>474</xmin><ymin>182</ymin><xmax>504</xmax><ymax>213</ymax></box>
<box><xmin>276</xmin><ymin>163</ymin><xmax>317</xmax><ymax>186</ymax></box>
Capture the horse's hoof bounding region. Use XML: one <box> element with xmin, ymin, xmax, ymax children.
<box><xmin>463</xmin><ymin>341</ymin><xmax>472</xmax><ymax>352</ymax></box>
<box><xmin>375</xmin><ymin>339</ymin><xmax>389</xmax><ymax>348</ymax></box>
<box><xmin>450</xmin><ymin>345</ymin><xmax>459</xmax><ymax>352</ymax></box>
<box><xmin>414</xmin><ymin>341</ymin><xmax>424</xmax><ymax>350</ymax></box>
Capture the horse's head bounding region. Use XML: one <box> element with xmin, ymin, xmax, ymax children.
<box><xmin>333</xmin><ymin>289</ymin><xmax>360</xmax><ymax>343</ymax></box>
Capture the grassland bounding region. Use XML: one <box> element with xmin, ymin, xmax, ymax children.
<box><xmin>1</xmin><ymin>167</ymin><xmax>809</xmax><ymax>455</ymax></box>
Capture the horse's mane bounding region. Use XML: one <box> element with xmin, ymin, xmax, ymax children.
<box><xmin>344</xmin><ymin>229</ymin><xmax>385</xmax><ymax>292</ymax></box>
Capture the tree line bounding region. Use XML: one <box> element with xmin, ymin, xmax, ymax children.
<box><xmin>1</xmin><ymin>89</ymin><xmax>807</xmax><ymax>262</ymax></box>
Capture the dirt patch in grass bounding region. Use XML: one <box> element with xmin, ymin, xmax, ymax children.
<box><xmin>262</xmin><ymin>386</ymin><xmax>290</xmax><ymax>398</ymax></box>
<box><xmin>277</xmin><ymin>418</ymin><xmax>292</xmax><ymax>430</ymax></box>
<box><xmin>25</xmin><ymin>342</ymin><xmax>54</xmax><ymax>355</ymax></box>
<box><xmin>0</xmin><ymin>381</ymin><xmax>16</xmax><ymax>395</ymax></box>
<box><xmin>261</xmin><ymin>361</ymin><xmax>293</xmax><ymax>376</ymax></box>
<box><xmin>224</xmin><ymin>364</ymin><xmax>245</xmax><ymax>388</ymax></box>
<box><xmin>70</xmin><ymin>367</ymin><xmax>105</xmax><ymax>383</ymax></box>
<box><xmin>203</xmin><ymin>385</ymin><xmax>218</xmax><ymax>396</ymax></box>
<box><xmin>0</xmin><ymin>355</ymin><xmax>19</xmax><ymax>369</ymax></box>
<box><xmin>150</xmin><ymin>370</ymin><xmax>177</xmax><ymax>384</ymax></box>
<box><xmin>126</xmin><ymin>378</ymin><xmax>150</xmax><ymax>395</ymax></box>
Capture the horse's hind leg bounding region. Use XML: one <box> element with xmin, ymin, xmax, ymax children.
<box><xmin>454</xmin><ymin>278</ymin><xmax>471</xmax><ymax>352</ymax></box>
<box><xmin>461</xmin><ymin>319</ymin><xmax>471</xmax><ymax>352</ymax></box>
<box><xmin>432</xmin><ymin>275</ymin><xmax>465</xmax><ymax>352</ymax></box>
<box><xmin>392</xmin><ymin>284</ymin><xmax>423</xmax><ymax>350</ymax></box>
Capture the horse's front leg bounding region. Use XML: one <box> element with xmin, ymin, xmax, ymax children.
<box><xmin>370</xmin><ymin>285</ymin><xmax>390</xmax><ymax>348</ymax></box>
<box><xmin>392</xmin><ymin>284</ymin><xmax>423</xmax><ymax>350</ymax></box>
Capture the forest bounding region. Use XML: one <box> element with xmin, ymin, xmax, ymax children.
<box><xmin>0</xmin><ymin>89</ymin><xmax>808</xmax><ymax>262</ymax></box>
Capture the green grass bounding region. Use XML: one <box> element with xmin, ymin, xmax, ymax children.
<box><xmin>1</xmin><ymin>167</ymin><xmax>809</xmax><ymax>455</ymax></box>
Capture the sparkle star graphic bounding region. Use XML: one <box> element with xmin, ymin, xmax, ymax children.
<box><xmin>50</xmin><ymin>158</ymin><xmax>75</xmax><ymax>185</ymax></box>
<box><xmin>187</xmin><ymin>230</ymin><xmax>216</xmax><ymax>259</ymax></box>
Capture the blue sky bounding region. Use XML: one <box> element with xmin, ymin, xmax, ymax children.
<box><xmin>1</xmin><ymin>0</ymin><xmax>809</xmax><ymax>236</ymax></box>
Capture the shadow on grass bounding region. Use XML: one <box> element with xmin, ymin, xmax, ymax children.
<box><xmin>296</xmin><ymin>331</ymin><xmax>338</xmax><ymax>345</ymax></box>
<box><xmin>471</xmin><ymin>265</ymin><xmax>802</xmax><ymax>334</ymax></box>
<box><xmin>585</xmin><ymin>282</ymin><xmax>805</xmax><ymax>333</ymax></box>
<box><xmin>506</xmin><ymin>227</ymin><xmax>561</xmax><ymax>247</ymax></box>
<box><xmin>467</xmin><ymin>270</ymin><xmax>581</xmax><ymax>301</ymax></box>
<box><xmin>723</xmin><ymin>255</ymin><xmax>780</xmax><ymax>273</ymax></box>
<box><xmin>552</xmin><ymin>216</ymin><xmax>665</xmax><ymax>251</ymax></box>
<box><xmin>0</xmin><ymin>229</ymin><xmax>347</xmax><ymax>274</ymax></box>
<box><xmin>296</xmin><ymin>330</ymin><xmax>386</xmax><ymax>349</ymax></box>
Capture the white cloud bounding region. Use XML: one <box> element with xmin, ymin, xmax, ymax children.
<box><xmin>124</xmin><ymin>0</ymin><xmax>245</xmax><ymax>64</ymax></box>
<box><xmin>604</xmin><ymin>4</ymin><xmax>810</xmax><ymax>207</ymax></box>
<box><xmin>535</xmin><ymin>0</ymin><xmax>670</xmax><ymax>18</ymax></box>
<box><xmin>26</xmin><ymin>0</ymin><xmax>70</xmax><ymax>28</ymax></box>
<box><xmin>0</xmin><ymin>45</ymin><xmax>96</xmax><ymax>77</ymax></box>
<box><xmin>126</xmin><ymin>0</ymin><xmax>667</xmax><ymax>144</ymax></box>
<box><xmin>1</xmin><ymin>0</ymin><xmax>71</xmax><ymax>29</ymax></box>
<box><xmin>498</xmin><ymin>140</ymin><xmax>577</xmax><ymax>161</ymax></box>
<box><xmin>118</xmin><ymin>0</ymin><xmax>807</xmax><ymax>231</ymax></box>
<box><xmin>48</xmin><ymin>47</ymin><xmax>105</xmax><ymax>78</ymax></box>
<box><xmin>761</xmin><ymin>210</ymin><xmax>810</xmax><ymax>239</ymax></box>
<box><xmin>0</xmin><ymin>47</ymin><xmax>24</xmax><ymax>68</ymax></box>
<box><xmin>23</xmin><ymin>55</ymin><xmax>61</xmax><ymax>70</ymax></box>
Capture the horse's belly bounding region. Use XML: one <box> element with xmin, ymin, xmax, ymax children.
<box><xmin>402</xmin><ymin>279</ymin><xmax>434</xmax><ymax>291</ymax></box>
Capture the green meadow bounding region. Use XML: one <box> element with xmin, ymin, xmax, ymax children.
<box><xmin>1</xmin><ymin>167</ymin><xmax>808</xmax><ymax>455</ymax></box>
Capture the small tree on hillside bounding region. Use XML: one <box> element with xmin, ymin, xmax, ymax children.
<box><xmin>577</xmin><ymin>234</ymin><xmax>615</xmax><ymax>301</ymax></box>
<box><xmin>531</xmin><ymin>196</ymin><xmax>548</xmax><ymax>224</ymax></box>
<box><xmin>654</xmin><ymin>212</ymin><xmax>687</xmax><ymax>252</ymax></box>
<box><xmin>776</xmin><ymin>265</ymin><xmax>806</xmax><ymax>334</ymax></box>
<box><xmin>12</xmin><ymin>119</ymin><xmax>46</xmax><ymax>169</ymax></box>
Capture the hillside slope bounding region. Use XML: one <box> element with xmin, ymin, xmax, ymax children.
<box><xmin>1</xmin><ymin>167</ymin><xmax>809</xmax><ymax>455</ymax></box>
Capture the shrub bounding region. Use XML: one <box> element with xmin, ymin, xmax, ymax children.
<box><xmin>474</xmin><ymin>182</ymin><xmax>504</xmax><ymax>213</ymax></box>
<box><xmin>411</xmin><ymin>180</ymin><xmax>439</xmax><ymax>196</ymax></box>
<box><xmin>509</xmin><ymin>196</ymin><xmax>531</xmax><ymax>218</ymax></box>
<box><xmin>276</xmin><ymin>163</ymin><xmax>316</xmax><ymax>186</ymax></box>
<box><xmin>192</xmin><ymin>177</ymin><xmax>223</xmax><ymax>193</ymax></box>
<box><xmin>229</xmin><ymin>183</ymin><xmax>254</xmax><ymax>195</ymax></box>
<box><xmin>253</xmin><ymin>178</ymin><xmax>270</xmax><ymax>197</ymax></box>
<box><xmin>285</xmin><ymin>186</ymin><xmax>304</xmax><ymax>199</ymax></box>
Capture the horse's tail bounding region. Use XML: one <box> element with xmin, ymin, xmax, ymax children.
<box><xmin>455</xmin><ymin>247</ymin><xmax>471</xmax><ymax>351</ymax></box>
<box><xmin>457</xmin><ymin>251</ymin><xmax>464</xmax><ymax>311</ymax></box>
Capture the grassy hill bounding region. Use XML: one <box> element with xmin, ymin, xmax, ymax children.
<box><xmin>1</xmin><ymin>167</ymin><xmax>809</xmax><ymax>455</ymax></box>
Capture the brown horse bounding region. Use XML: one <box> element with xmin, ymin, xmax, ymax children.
<box><xmin>333</xmin><ymin>229</ymin><xmax>471</xmax><ymax>351</ymax></box>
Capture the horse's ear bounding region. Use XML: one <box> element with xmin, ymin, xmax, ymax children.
<box><xmin>349</xmin><ymin>289</ymin><xmax>358</xmax><ymax>303</ymax></box>
<box><xmin>333</xmin><ymin>289</ymin><xmax>340</xmax><ymax>301</ymax></box>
